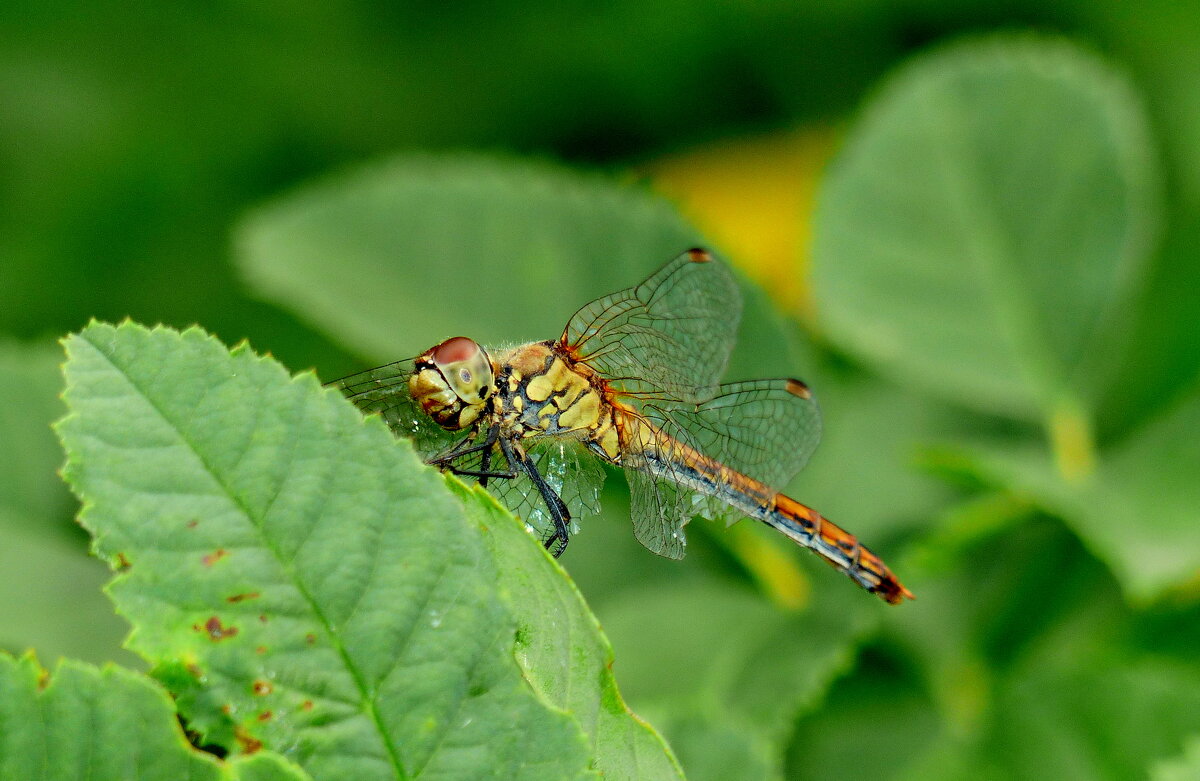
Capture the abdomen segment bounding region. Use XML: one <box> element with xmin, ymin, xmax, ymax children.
<box><xmin>769</xmin><ymin>494</ymin><xmax>913</xmax><ymax>604</ymax></box>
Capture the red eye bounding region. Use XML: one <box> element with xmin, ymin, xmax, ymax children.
<box><xmin>433</xmin><ymin>336</ymin><xmax>478</xmax><ymax>366</ymax></box>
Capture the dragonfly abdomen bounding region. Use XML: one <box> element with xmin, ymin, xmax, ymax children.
<box><xmin>767</xmin><ymin>495</ymin><xmax>913</xmax><ymax>605</ymax></box>
<box><xmin>643</xmin><ymin>440</ymin><xmax>912</xmax><ymax>604</ymax></box>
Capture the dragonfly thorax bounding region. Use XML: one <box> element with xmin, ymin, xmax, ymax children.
<box><xmin>409</xmin><ymin>336</ymin><xmax>496</xmax><ymax>430</ymax></box>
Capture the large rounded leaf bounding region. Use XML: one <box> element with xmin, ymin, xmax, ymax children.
<box><xmin>813</xmin><ymin>36</ymin><xmax>1160</xmax><ymax>426</ymax></box>
<box><xmin>236</xmin><ymin>153</ymin><xmax>805</xmax><ymax>385</ymax></box>
<box><xmin>237</xmin><ymin>154</ymin><xmax>703</xmax><ymax>360</ymax></box>
<box><xmin>57</xmin><ymin>322</ymin><xmax>596</xmax><ymax>780</ymax></box>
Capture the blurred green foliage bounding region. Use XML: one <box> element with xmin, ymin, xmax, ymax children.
<box><xmin>2</xmin><ymin>3</ymin><xmax>1199</xmax><ymax>779</ymax></box>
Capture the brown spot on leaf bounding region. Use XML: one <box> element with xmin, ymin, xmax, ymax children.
<box><xmin>258</xmin><ymin>614</ymin><xmax>268</xmax><ymax>624</ymax></box>
<box><xmin>305</xmin><ymin>633</ymin><xmax>316</xmax><ymax>645</ymax></box>
<box><xmin>301</xmin><ymin>700</ymin><xmax>313</xmax><ymax>711</ymax></box>
<box><xmin>257</xmin><ymin>710</ymin><xmax>273</xmax><ymax>722</ymax></box>
<box><xmin>220</xmin><ymin>704</ymin><xmax>232</xmax><ymax>715</ymax></box>
<box><xmin>201</xmin><ymin>616</ymin><xmax>238</xmax><ymax>641</ymax></box>
<box><xmin>115</xmin><ymin>552</ymin><xmax>132</xmax><ymax>571</ymax></box>
<box><xmin>234</xmin><ymin>726</ymin><xmax>262</xmax><ymax>755</ymax></box>
<box><xmin>37</xmin><ymin>669</ymin><xmax>50</xmax><ymax>690</ymax></box>
<box><xmin>186</xmin><ymin>663</ymin><xmax>204</xmax><ymax>679</ymax></box>
<box><xmin>186</xmin><ymin>520</ymin><xmax>199</xmax><ymax>529</ymax></box>
<box><xmin>252</xmin><ymin>680</ymin><xmax>272</xmax><ymax>696</ymax></box>
<box><xmin>202</xmin><ymin>549</ymin><xmax>228</xmax><ymax>567</ymax></box>
<box><xmin>226</xmin><ymin>592</ymin><xmax>260</xmax><ymax>603</ymax></box>
<box><xmin>255</xmin><ymin>646</ymin><xmax>267</xmax><ymax>655</ymax></box>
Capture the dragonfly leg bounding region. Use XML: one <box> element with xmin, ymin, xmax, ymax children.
<box><xmin>501</xmin><ymin>438</ymin><xmax>571</xmax><ymax>557</ymax></box>
<box><xmin>449</xmin><ymin>467</ymin><xmax>517</xmax><ymax>479</ymax></box>
<box><xmin>427</xmin><ymin>425</ymin><xmax>484</xmax><ymax>466</ymax></box>
<box><xmin>478</xmin><ymin>424</ymin><xmax>500</xmax><ymax>488</ymax></box>
<box><xmin>433</xmin><ymin>425</ymin><xmax>516</xmax><ymax>480</ymax></box>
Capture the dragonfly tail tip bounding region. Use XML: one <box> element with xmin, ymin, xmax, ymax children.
<box><xmin>875</xmin><ymin>578</ymin><xmax>915</xmax><ymax>605</ymax></box>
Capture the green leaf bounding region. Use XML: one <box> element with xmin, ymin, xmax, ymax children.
<box><xmin>599</xmin><ymin>579</ymin><xmax>874</xmax><ymax>745</ymax></box>
<box><xmin>812</xmin><ymin>35</ymin><xmax>1160</xmax><ymax>440</ymax></box>
<box><xmin>897</xmin><ymin>657</ymin><xmax>1200</xmax><ymax>781</ymax></box>
<box><xmin>884</xmin><ymin>515</ymin><xmax>1127</xmax><ymax>737</ymax></box>
<box><xmin>644</xmin><ymin>709</ymin><xmax>778</xmax><ymax>781</ymax></box>
<box><xmin>950</xmin><ymin>381</ymin><xmax>1200</xmax><ymax>602</ymax></box>
<box><xmin>57</xmin><ymin>321</ymin><xmax>594</xmax><ymax>780</ymax></box>
<box><xmin>234</xmin><ymin>153</ymin><xmax>806</xmax><ymax>389</ymax></box>
<box><xmin>880</xmin><ymin>526</ymin><xmax>1200</xmax><ymax>781</ymax></box>
<box><xmin>1079</xmin><ymin>383</ymin><xmax>1200</xmax><ymax>600</ymax></box>
<box><xmin>785</xmin><ymin>649</ymin><xmax>940</xmax><ymax>781</ymax></box>
<box><xmin>236</xmin><ymin>154</ymin><xmax>703</xmax><ymax>361</ymax></box>
<box><xmin>596</xmin><ymin>577</ymin><xmax>874</xmax><ymax>780</ymax></box>
<box><xmin>1093</xmin><ymin>209</ymin><xmax>1200</xmax><ymax>441</ymax></box>
<box><xmin>449</xmin><ymin>481</ymin><xmax>685</xmax><ymax>780</ymax></box>
<box><xmin>975</xmin><ymin>660</ymin><xmax>1200</xmax><ymax>781</ymax></box>
<box><xmin>0</xmin><ymin>652</ymin><xmax>308</xmax><ymax>781</ymax></box>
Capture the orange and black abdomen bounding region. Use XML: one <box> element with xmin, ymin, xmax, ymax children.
<box><xmin>772</xmin><ymin>494</ymin><xmax>913</xmax><ymax>605</ymax></box>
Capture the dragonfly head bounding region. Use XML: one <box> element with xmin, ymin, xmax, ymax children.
<box><xmin>409</xmin><ymin>336</ymin><xmax>495</xmax><ymax>430</ymax></box>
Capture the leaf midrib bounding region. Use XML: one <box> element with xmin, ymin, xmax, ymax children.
<box><xmin>81</xmin><ymin>332</ymin><xmax>410</xmax><ymax>780</ymax></box>
<box><xmin>933</xmin><ymin>82</ymin><xmax>1071</xmax><ymax>418</ymax></box>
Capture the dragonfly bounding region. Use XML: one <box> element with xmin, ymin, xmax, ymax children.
<box><xmin>332</xmin><ymin>248</ymin><xmax>912</xmax><ymax>604</ymax></box>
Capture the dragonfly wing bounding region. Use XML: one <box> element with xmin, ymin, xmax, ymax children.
<box><xmin>328</xmin><ymin>359</ymin><xmax>460</xmax><ymax>458</ymax></box>
<box><xmin>625</xmin><ymin>466</ymin><xmax>692</xmax><ymax>559</ymax></box>
<box><xmin>487</xmin><ymin>436</ymin><xmax>606</xmax><ymax>545</ymax></box>
<box><xmin>647</xmin><ymin>378</ymin><xmax>822</xmax><ymax>493</ymax></box>
<box><xmin>622</xmin><ymin>378</ymin><xmax>822</xmax><ymax>555</ymax></box>
<box><xmin>561</xmin><ymin>248</ymin><xmax>741</xmax><ymax>403</ymax></box>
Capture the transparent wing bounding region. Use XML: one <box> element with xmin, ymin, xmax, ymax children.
<box><xmin>623</xmin><ymin>378</ymin><xmax>823</xmax><ymax>555</ymax></box>
<box><xmin>626</xmin><ymin>463</ymin><xmax>693</xmax><ymax>559</ymax></box>
<box><xmin>651</xmin><ymin>379</ymin><xmax>822</xmax><ymax>491</ymax></box>
<box><xmin>328</xmin><ymin>359</ymin><xmax>460</xmax><ymax>458</ymax></box>
<box><xmin>561</xmin><ymin>248</ymin><xmax>741</xmax><ymax>403</ymax></box>
<box><xmin>486</xmin><ymin>436</ymin><xmax>606</xmax><ymax>545</ymax></box>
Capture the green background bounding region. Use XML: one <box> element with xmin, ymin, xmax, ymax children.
<box><xmin>3</xmin><ymin>3</ymin><xmax>1200</xmax><ymax>779</ymax></box>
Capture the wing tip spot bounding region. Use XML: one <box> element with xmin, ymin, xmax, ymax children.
<box><xmin>686</xmin><ymin>247</ymin><xmax>713</xmax><ymax>263</ymax></box>
<box><xmin>785</xmin><ymin>378</ymin><xmax>812</xmax><ymax>399</ymax></box>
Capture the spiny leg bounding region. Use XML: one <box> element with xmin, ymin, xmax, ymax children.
<box><xmin>428</xmin><ymin>425</ymin><xmax>516</xmax><ymax>480</ymax></box>
<box><xmin>448</xmin><ymin>467</ymin><xmax>517</xmax><ymax>479</ymax></box>
<box><xmin>501</xmin><ymin>437</ymin><xmax>571</xmax><ymax>557</ymax></box>
<box><xmin>426</xmin><ymin>425</ymin><xmax>484</xmax><ymax>466</ymax></box>
<box><xmin>477</xmin><ymin>424</ymin><xmax>500</xmax><ymax>488</ymax></box>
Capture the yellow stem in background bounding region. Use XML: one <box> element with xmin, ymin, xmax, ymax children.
<box><xmin>1047</xmin><ymin>397</ymin><xmax>1097</xmax><ymax>484</ymax></box>
<box><xmin>940</xmin><ymin>660</ymin><xmax>990</xmax><ymax>737</ymax></box>
<box><xmin>723</xmin><ymin>522</ymin><xmax>811</xmax><ymax>610</ymax></box>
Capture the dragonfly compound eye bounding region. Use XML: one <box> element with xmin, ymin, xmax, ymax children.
<box><xmin>428</xmin><ymin>336</ymin><xmax>495</xmax><ymax>413</ymax></box>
